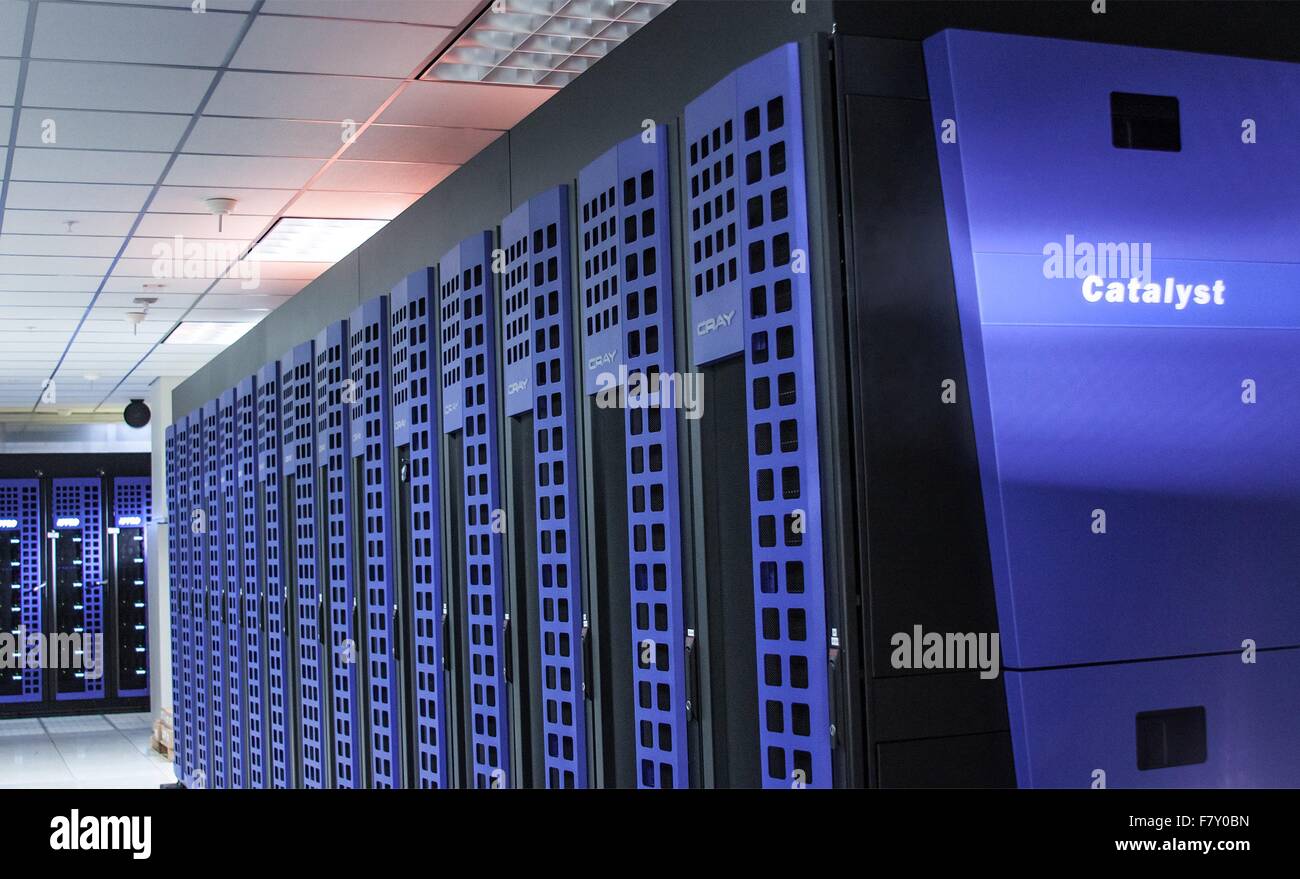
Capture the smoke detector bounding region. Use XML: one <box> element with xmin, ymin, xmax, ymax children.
<box><xmin>126</xmin><ymin>297</ymin><xmax>157</xmax><ymax>335</ymax></box>
<box><xmin>205</xmin><ymin>196</ymin><xmax>238</xmax><ymax>232</ymax></box>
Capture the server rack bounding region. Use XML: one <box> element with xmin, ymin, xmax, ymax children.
<box><xmin>316</xmin><ymin>320</ymin><xmax>363</xmax><ymax>789</ymax></box>
<box><xmin>236</xmin><ymin>376</ymin><xmax>267</xmax><ymax>788</ymax></box>
<box><xmin>683</xmin><ymin>43</ymin><xmax>839</xmax><ymax>788</ymax></box>
<box><xmin>578</xmin><ymin>132</ymin><xmax>696</xmax><ymax>788</ymax></box>
<box><xmin>218</xmin><ymin>389</ymin><xmax>244</xmax><ymax>788</ymax></box>
<box><xmin>108</xmin><ymin>476</ymin><xmax>150</xmax><ymax>698</ymax></box>
<box><xmin>390</xmin><ymin>268</ymin><xmax>456</xmax><ymax>788</ymax></box>
<box><xmin>282</xmin><ymin>340</ymin><xmax>331</xmax><ymax>788</ymax></box>
<box><xmin>257</xmin><ymin>361</ymin><xmax>296</xmax><ymax>788</ymax></box>
<box><xmin>186</xmin><ymin>408</ymin><xmax>208</xmax><ymax>785</ymax></box>
<box><xmin>441</xmin><ymin>231</ymin><xmax>520</xmax><ymax>788</ymax></box>
<box><xmin>202</xmin><ymin>399</ymin><xmax>229</xmax><ymax>788</ymax></box>
<box><xmin>348</xmin><ymin>296</ymin><xmax>406</xmax><ymax>787</ymax></box>
<box><xmin>0</xmin><ymin>480</ymin><xmax>42</xmax><ymax>705</ymax></box>
<box><xmin>166</xmin><ymin>427</ymin><xmax>190</xmax><ymax>783</ymax></box>
<box><xmin>49</xmin><ymin>478</ymin><xmax>105</xmax><ymax>702</ymax></box>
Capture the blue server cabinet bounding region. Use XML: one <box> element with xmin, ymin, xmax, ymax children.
<box><xmin>236</xmin><ymin>376</ymin><xmax>267</xmax><ymax>788</ymax></box>
<box><xmin>684</xmin><ymin>43</ymin><xmax>836</xmax><ymax>788</ymax></box>
<box><xmin>186</xmin><ymin>408</ymin><xmax>208</xmax><ymax>785</ymax></box>
<box><xmin>315</xmin><ymin>320</ymin><xmax>363</xmax><ymax>789</ymax></box>
<box><xmin>109</xmin><ymin>476</ymin><xmax>150</xmax><ymax>698</ymax></box>
<box><xmin>578</xmin><ymin>132</ymin><xmax>693</xmax><ymax>787</ymax></box>
<box><xmin>926</xmin><ymin>30</ymin><xmax>1300</xmax><ymax>787</ymax></box>
<box><xmin>218</xmin><ymin>389</ymin><xmax>244</xmax><ymax>788</ymax></box>
<box><xmin>501</xmin><ymin>187</ymin><xmax>591</xmax><ymax>788</ymax></box>
<box><xmin>391</xmin><ymin>268</ymin><xmax>454</xmax><ymax>788</ymax></box>
<box><xmin>440</xmin><ymin>232</ymin><xmax>515</xmax><ymax>788</ymax></box>
<box><xmin>257</xmin><ymin>361</ymin><xmax>295</xmax><ymax>788</ymax></box>
<box><xmin>282</xmin><ymin>340</ymin><xmax>330</xmax><ymax>788</ymax></box>
<box><xmin>50</xmin><ymin>478</ymin><xmax>105</xmax><ymax>702</ymax></box>
<box><xmin>0</xmin><ymin>480</ymin><xmax>42</xmax><ymax>705</ymax></box>
<box><xmin>203</xmin><ymin>399</ymin><xmax>228</xmax><ymax>788</ymax></box>
<box><xmin>165</xmin><ymin>425</ymin><xmax>186</xmax><ymax>780</ymax></box>
<box><xmin>348</xmin><ymin>296</ymin><xmax>406</xmax><ymax>788</ymax></box>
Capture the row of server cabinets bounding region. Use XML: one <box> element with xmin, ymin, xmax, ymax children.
<box><xmin>0</xmin><ymin>475</ymin><xmax>151</xmax><ymax>712</ymax></box>
<box><xmin>166</xmin><ymin>41</ymin><xmax>851</xmax><ymax>789</ymax></box>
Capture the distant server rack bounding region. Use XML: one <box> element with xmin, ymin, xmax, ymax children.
<box><xmin>0</xmin><ymin>480</ymin><xmax>42</xmax><ymax>705</ymax></box>
<box><xmin>50</xmin><ymin>477</ymin><xmax>104</xmax><ymax>702</ymax></box>
<box><xmin>316</xmin><ymin>320</ymin><xmax>363</xmax><ymax>789</ymax></box>
<box><xmin>186</xmin><ymin>408</ymin><xmax>208</xmax><ymax>784</ymax></box>
<box><xmin>204</xmin><ymin>398</ymin><xmax>228</xmax><ymax>788</ymax></box>
<box><xmin>236</xmin><ymin>376</ymin><xmax>267</xmax><ymax>788</ymax></box>
<box><xmin>348</xmin><ymin>296</ymin><xmax>406</xmax><ymax>788</ymax></box>
<box><xmin>219</xmin><ymin>389</ymin><xmax>243</xmax><ymax>788</ymax></box>
<box><xmin>108</xmin><ymin>476</ymin><xmax>150</xmax><ymax>698</ymax></box>
<box><xmin>166</xmin><ymin>425</ymin><xmax>188</xmax><ymax>781</ymax></box>
<box><xmin>390</xmin><ymin>269</ymin><xmax>456</xmax><ymax>788</ymax></box>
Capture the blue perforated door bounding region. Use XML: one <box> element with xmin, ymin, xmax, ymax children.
<box><xmin>0</xmin><ymin>480</ymin><xmax>42</xmax><ymax>706</ymax></box>
<box><xmin>257</xmin><ymin>362</ymin><xmax>293</xmax><ymax>788</ymax></box>
<box><xmin>110</xmin><ymin>477</ymin><xmax>150</xmax><ymax>699</ymax></box>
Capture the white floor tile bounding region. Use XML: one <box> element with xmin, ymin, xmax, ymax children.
<box><xmin>48</xmin><ymin>730</ymin><xmax>162</xmax><ymax>782</ymax></box>
<box><xmin>106</xmin><ymin>712</ymin><xmax>154</xmax><ymax>731</ymax></box>
<box><xmin>0</xmin><ymin>734</ymin><xmax>75</xmax><ymax>785</ymax></box>
<box><xmin>41</xmin><ymin>714</ymin><xmax>113</xmax><ymax>735</ymax></box>
<box><xmin>0</xmin><ymin>718</ymin><xmax>46</xmax><ymax>737</ymax></box>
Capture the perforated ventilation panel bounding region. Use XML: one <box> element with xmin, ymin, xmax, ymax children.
<box><xmin>349</xmin><ymin>296</ymin><xmax>403</xmax><ymax>788</ymax></box>
<box><xmin>0</xmin><ymin>479</ymin><xmax>41</xmax><ymax>704</ymax></box>
<box><xmin>685</xmin><ymin>43</ymin><xmax>832</xmax><ymax>788</ymax></box>
<box><xmin>581</xmin><ymin>132</ymin><xmax>689</xmax><ymax>787</ymax></box>
<box><xmin>578</xmin><ymin>148</ymin><xmax>623</xmax><ymax>394</ymax></box>
<box><xmin>282</xmin><ymin>342</ymin><xmax>327</xmax><ymax>788</ymax></box>
<box><xmin>218</xmin><ymin>390</ymin><xmax>243</xmax><ymax>788</ymax></box>
<box><xmin>316</xmin><ymin>321</ymin><xmax>361</xmax><ymax>789</ymax></box>
<box><xmin>451</xmin><ymin>231</ymin><xmax>512</xmax><ymax>788</ymax></box>
<box><xmin>257</xmin><ymin>362</ymin><xmax>291</xmax><ymax>788</ymax></box>
<box><xmin>51</xmin><ymin>478</ymin><xmax>104</xmax><ymax>702</ymax></box>
<box><xmin>439</xmin><ymin>248</ymin><xmax>464</xmax><ymax>436</ymax></box>
<box><xmin>112</xmin><ymin>476</ymin><xmax>150</xmax><ymax>698</ymax></box>
<box><xmin>186</xmin><ymin>409</ymin><xmax>207</xmax><ymax>781</ymax></box>
<box><xmin>165</xmin><ymin>425</ymin><xmax>185</xmax><ymax>778</ymax></box>
<box><xmin>392</xmin><ymin>269</ymin><xmax>450</xmax><ymax>788</ymax></box>
<box><xmin>203</xmin><ymin>400</ymin><xmax>227</xmax><ymax>787</ymax></box>
<box><xmin>501</xmin><ymin>204</ymin><xmax>533</xmax><ymax>417</ymax></box>
<box><xmin>237</xmin><ymin>376</ymin><xmax>265</xmax><ymax>788</ymax></box>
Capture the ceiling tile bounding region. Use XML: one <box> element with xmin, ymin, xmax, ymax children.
<box><xmin>205</xmin><ymin>71</ymin><xmax>395</xmax><ymax>120</ymax></box>
<box><xmin>240</xmin><ymin>260</ymin><xmax>331</xmax><ymax>280</ymax></box>
<box><xmin>10</xmin><ymin>147</ymin><xmax>170</xmax><ymax>184</ymax></box>
<box><xmin>164</xmin><ymin>153</ymin><xmax>324</xmax><ymax>189</ymax></box>
<box><xmin>262</xmin><ymin>0</ymin><xmax>480</xmax><ymax>26</ymax></box>
<box><xmin>102</xmin><ymin>274</ymin><xmax>212</xmax><ymax>295</ymax></box>
<box><xmin>135</xmin><ymin>212</ymin><xmax>272</xmax><ymax>240</ymax></box>
<box><xmin>0</xmin><ymin>1</ymin><xmax>28</xmax><ymax>57</ymax></box>
<box><xmin>0</xmin><ymin>291</ymin><xmax>94</xmax><ymax>307</ymax></box>
<box><xmin>199</xmin><ymin>292</ymin><xmax>291</xmax><ymax>309</ymax></box>
<box><xmin>150</xmin><ymin>185</ymin><xmax>295</xmax><ymax>215</ymax></box>
<box><xmin>231</xmin><ymin>15</ymin><xmax>448</xmax><ymax>78</ymax></box>
<box><xmin>379</xmin><ymin>80</ymin><xmax>556</xmax><ymax>128</ymax></box>
<box><xmin>16</xmin><ymin>108</ymin><xmax>189</xmax><ymax>151</ymax></box>
<box><xmin>5</xmin><ymin>180</ymin><xmax>152</xmax><ymax>212</ymax></box>
<box><xmin>0</xmin><ymin>254</ymin><xmax>113</xmax><ymax>275</ymax></box>
<box><xmin>292</xmin><ymin>189</ymin><xmax>419</xmax><ymax>220</ymax></box>
<box><xmin>312</xmin><ymin>159</ymin><xmax>456</xmax><ymax>193</ymax></box>
<box><xmin>96</xmin><ymin>291</ymin><xmax>197</xmax><ymax>308</ymax></box>
<box><xmin>186</xmin><ymin>116</ymin><xmax>349</xmax><ymax>158</ymax></box>
<box><xmin>77</xmin><ymin>0</ymin><xmax>257</xmax><ymax>11</ymax></box>
<box><xmin>121</xmin><ymin>235</ymin><xmax>253</xmax><ymax>259</ymax></box>
<box><xmin>0</xmin><ymin>59</ymin><xmax>19</xmax><ymax>106</ymax></box>
<box><xmin>32</xmin><ymin>3</ymin><xmax>247</xmax><ymax>66</ymax></box>
<box><xmin>0</xmin><ymin>275</ymin><xmax>97</xmax><ymax>292</ymax></box>
<box><xmin>345</xmin><ymin>124</ymin><xmax>501</xmax><ymax>163</ymax></box>
<box><xmin>111</xmin><ymin>254</ymin><xmax>234</xmax><ymax>279</ymax></box>
<box><xmin>0</xmin><ymin>233</ymin><xmax>123</xmax><ymax>258</ymax></box>
<box><xmin>0</xmin><ymin>210</ymin><xmax>138</xmax><ymax>236</ymax></box>
<box><xmin>0</xmin><ymin>107</ymin><xmax>11</xmax><ymax>138</ymax></box>
<box><xmin>208</xmin><ymin>277</ymin><xmax>304</xmax><ymax>296</ymax></box>
<box><xmin>0</xmin><ymin>305</ymin><xmax>86</xmax><ymax>321</ymax></box>
<box><xmin>23</xmin><ymin>60</ymin><xmax>216</xmax><ymax>113</ymax></box>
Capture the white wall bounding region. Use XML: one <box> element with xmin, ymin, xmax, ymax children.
<box><xmin>147</xmin><ymin>377</ymin><xmax>180</xmax><ymax>723</ymax></box>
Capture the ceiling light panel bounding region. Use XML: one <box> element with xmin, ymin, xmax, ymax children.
<box><xmin>246</xmin><ymin>217</ymin><xmax>388</xmax><ymax>263</ymax></box>
<box><xmin>163</xmin><ymin>321</ymin><xmax>257</xmax><ymax>346</ymax></box>
<box><xmin>424</xmin><ymin>0</ymin><xmax>674</xmax><ymax>88</ymax></box>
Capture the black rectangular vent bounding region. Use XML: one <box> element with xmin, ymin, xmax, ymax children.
<box><xmin>1111</xmin><ymin>91</ymin><xmax>1181</xmax><ymax>151</ymax></box>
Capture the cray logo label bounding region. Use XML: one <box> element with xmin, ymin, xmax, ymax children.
<box><xmin>50</xmin><ymin>810</ymin><xmax>151</xmax><ymax>860</ymax></box>
<box><xmin>587</xmin><ymin>350</ymin><xmax>618</xmax><ymax>371</ymax></box>
<box><xmin>695</xmin><ymin>310</ymin><xmax>736</xmax><ymax>337</ymax></box>
<box><xmin>443</xmin><ymin>401</ymin><xmax>458</xmax><ymax>416</ymax></box>
<box><xmin>507</xmin><ymin>378</ymin><xmax>529</xmax><ymax>395</ymax></box>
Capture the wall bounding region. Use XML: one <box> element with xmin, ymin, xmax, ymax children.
<box><xmin>173</xmin><ymin>0</ymin><xmax>835</xmax><ymax>415</ymax></box>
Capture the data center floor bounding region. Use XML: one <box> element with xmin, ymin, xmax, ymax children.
<box><xmin>0</xmin><ymin>713</ymin><xmax>175</xmax><ymax>789</ymax></box>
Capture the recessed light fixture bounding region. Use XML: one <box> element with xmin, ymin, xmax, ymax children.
<box><xmin>163</xmin><ymin>321</ymin><xmax>255</xmax><ymax>346</ymax></box>
<box><xmin>424</xmin><ymin>0</ymin><xmax>675</xmax><ymax>88</ymax></box>
<box><xmin>246</xmin><ymin>217</ymin><xmax>388</xmax><ymax>263</ymax></box>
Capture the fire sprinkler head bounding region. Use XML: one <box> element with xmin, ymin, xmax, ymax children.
<box><xmin>205</xmin><ymin>196</ymin><xmax>238</xmax><ymax>232</ymax></box>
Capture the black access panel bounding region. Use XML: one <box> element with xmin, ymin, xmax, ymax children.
<box><xmin>106</xmin><ymin>476</ymin><xmax>150</xmax><ymax>700</ymax></box>
<box><xmin>832</xmin><ymin>34</ymin><xmax>1013</xmax><ymax>788</ymax></box>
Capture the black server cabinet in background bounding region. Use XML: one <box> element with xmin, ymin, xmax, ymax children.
<box><xmin>107</xmin><ymin>476</ymin><xmax>150</xmax><ymax>699</ymax></box>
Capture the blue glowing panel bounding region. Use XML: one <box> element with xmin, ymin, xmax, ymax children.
<box><xmin>218</xmin><ymin>388</ymin><xmax>243</xmax><ymax>788</ymax></box>
<box><xmin>438</xmin><ymin>247</ymin><xmax>464</xmax><ymax>436</ymax></box>
<box><xmin>203</xmin><ymin>398</ymin><xmax>227</xmax><ymax>787</ymax></box>
<box><xmin>926</xmin><ymin>30</ymin><xmax>1300</xmax><ymax>787</ymax></box>
<box><xmin>391</xmin><ymin>269</ymin><xmax>450</xmax><ymax>788</ymax></box>
<box><xmin>578</xmin><ymin>147</ymin><xmax>623</xmax><ymax>395</ymax></box>
<box><xmin>51</xmin><ymin>478</ymin><xmax>104</xmax><ymax>702</ymax></box>
<box><xmin>521</xmin><ymin>186</ymin><xmax>589</xmax><ymax>787</ymax></box>
<box><xmin>581</xmin><ymin>132</ymin><xmax>690</xmax><ymax>787</ymax></box>
<box><xmin>0</xmin><ymin>479</ymin><xmax>42</xmax><ymax>704</ymax></box>
<box><xmin>282</xmin><ymin>340</ymin><xmax>328</xmax><ymax>788</ymax></box>
<box><xmin>186</xmin><ymin>408</ymin><xmax>208</xmax><ymax>782</ymax></box>
<box><xmin>685</xmin><ymin>69</ymin><xmax>742</xmax><ymax>364</ymax></box>
<box><xmin>111</xmin><ymin>476</ymin><xmax>150</xmax><ymax>698</ymax></box>
<box><xmin>316</xmin><ymin>320</ymin><xmax>362</xmax><ymax>789</ymax></box>
<box><xmin>256</xmin><ymin>361</ymin><xmax>292</xmax><ymax>788</ymax></box>
<box><xmin>349</xmin><ymin>295</ymin><xmax>403</xmax><ymax>788</ymax></box>
<box><xmin>501</xmin><ymin>202</ymin><xmax>533</xmax><ymax>417</ymax></box>
<box><xmin>450</xmin><ymin>230</ymin><xmax>512</xmax><ymax>788</ymax></box>
<box><xmin>237</xmin><ymin>375</ymin><xmax>266</xmax><ymax>788</ymax></box>
<box><xmin>687</xmin><ymin>43</ymin><xmax>833</xmax><ymax>788</ymax></box>
<box><xmin>165</xmin><ymin>424</ymin><xmax>186</xmax><ymax>778</ymax></box>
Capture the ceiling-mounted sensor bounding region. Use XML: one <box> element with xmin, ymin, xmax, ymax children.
<box><xmin>205</xmin><ymin>196</ymin><xmax>238</xmax><ymax>233</ymax></box>
<box><xmin>126</xmin><ymin>297</ymin><xmax>156</xmax><ymax>335</ymax></box>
